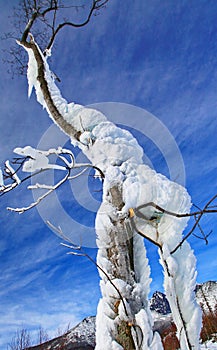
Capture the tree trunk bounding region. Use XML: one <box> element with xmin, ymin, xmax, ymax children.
<box><xmin>18</xmin><ymin>35</ymin><xmax>201</xmax><ymax>349</ymax></box>
<box><xmin>19</xmin><ymin>37</ymin><xmax>161</xmax><ymax>349</ymax></box>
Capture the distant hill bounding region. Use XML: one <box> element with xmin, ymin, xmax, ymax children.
<box><xmin>27</xmin><ymin>316</ymin><xmax>96</xmax><ymax>350</ymax></box>
<box><xmin>27</xmin><ymin>281</ymin><xmax>217</xmax><ymax>350</ymax></box>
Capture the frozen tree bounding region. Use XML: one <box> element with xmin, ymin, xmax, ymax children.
<box><xmin>3</xmin><ymin>1</ymin><xmax>217</xmax><ymax>349</ymax></box>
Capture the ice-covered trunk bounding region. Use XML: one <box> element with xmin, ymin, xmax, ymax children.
<box><xmin>134</xmin><ymin>198</ymin><xmax>202</xmax><ymax>349</ymax></box>
<box><xmin>95</xmin><ymin>186</ymin><xmax>163</xmax><ymax>349</ymax></box>
<box><xmin>159</xmin><ymin>241</ymin><xmax>202</xmax><ymax>350</ymax></box>
<box><xmin>19</xmin><ymin>38</ymin><xmax>163</xmax><ymax>349</ymax></box>
<box><xmin>19</xmin><ymin>36</ymin><xmax>201</xmax><ymax>349</ymax></box>
<box><xmin>81</xmin><ymin>124</ymin><xmax>163</xmax><ymax>348</ymax></box>
<box><xmin>95</xmin><ymin>185</ymin><xmax>141</xmax><ymax>349</ymax></box>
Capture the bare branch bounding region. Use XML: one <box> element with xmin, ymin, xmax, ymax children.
<box><xmin>127</xmin><ymin>218</ymin><xmax>162</xmax><ymax>249</ymax></box>
<box><xmin>45</xmin><ymin>0</ymin><xmax>110</xmax><ymax>51</ymax></box>
<box><xmin>193</xmin><ymin>225</ymin><xmax>213</xmax><ymax>245</ymax></box>
<box><xmin>48</xmin><ymin>222</ymin><xmax>129</xmax><ymax>318</ymax></box>
<box><xmin>0</xmin><ymin>160</ymin><xmax>22</xmax><ymax>194</ymax></box>
<box><xmin>171</xmin><ymin>194</ymin><xmax>217</xmax><ymax>254</ymax></box>
<box><xmin>7</xmin><ymin>168</ymin><xmax>71</xmax><ymax>213</ymax></box>
<box><xmin>128</xmin><ymin>195</ymin><xmax>217</xmax><ymax>253</ymax></box>
<box><xmin>135</xmin><ymin>196</ymin><xmax>217</xmax><ymax>219</ymax></box>
<box><xmin>72</xmin><ymin>163</ymin><xmax>104</xmax><ymax>180</ymax></box>
<box><xmin>3</xmin><ymin>0</ymin><xmax>110</xmax><ymax>75</ymax></box>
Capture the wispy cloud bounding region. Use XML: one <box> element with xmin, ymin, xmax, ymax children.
<box><xmin>0</xmin><ymin>1</ymin><xmax>217</xmax><ymax>348</ymax></box>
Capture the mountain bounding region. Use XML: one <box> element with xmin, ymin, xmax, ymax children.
<box><xmin>28</xmin><ymin>316</ymin><xmax>96</xmax><ymax>350</ymax></box>
<box><xmin>196</xmin><ymin>280</ymin><xmax>217</xmax><ymax>313</ymax></box>
<box><xmin>150</xmin><ymin>281</ymin><xmax>217</xmax><ymax>316</ymax></box>
<box><xmin>150</xmin><ymin>291</ymin><xmax>171</xmax><ymax>315</ymax></box>
<box><xmin>27</xmin><ymin>281</ymin><xmax>217</xmax><ymax>350</ymax></box>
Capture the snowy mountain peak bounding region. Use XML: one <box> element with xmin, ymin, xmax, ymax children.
<box><xmin>66</xmin><ymin>316</ymin><xmax>96</xmax><ymax>347</ymax></box>
<box><xmin>149</xmin><ymin>291</ymin><xmax>171</xmax><ymax>315</ymax></box>
<box><xmin>27</xmin><ymin>282</ymin><xmax>217</xmax><ymax>350</ymax></box>
<box><xmin>28</xmin><ymin>316</ymin><xmax>96</xmax><ymax>350</ymax></box>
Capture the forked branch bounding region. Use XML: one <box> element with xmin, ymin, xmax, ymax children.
<box><xmin>3</xmin><ymin>0</ymin><xmax>110</xmax><ymax>75</ymax></box>
<box><xmin>128</xmin><ymin>195</ymin><xmax>217</xmax><ymax>253</ymax></box>
<box><xmin>45</xmin><ymin>0</ymin><xmax>110</xmax><ymax>52</ymax></box>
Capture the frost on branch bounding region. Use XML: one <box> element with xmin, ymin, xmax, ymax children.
<box><xmin>18</xmin><ymin>35</ymin><xmax>107</xmax><ymax>143</ymax></box>
<box><xmin>0</xmin><ymin>168</ymin><xmax>4</xmax><ymax>187</ymax></box>
<box><xmin>15</xmin><ymin>35</ymin><xmax>203</xmax><ymax>349</ymax></box>
<box><xmin>0</xmin><ymin>161</ymin><xmax>21</xmax><ymax>194</ymax></box>
<box><xmin>1</xmin><ymin>146</ymin><xmax>103</xmax><ymax>214</ymax></box>
<box><xmin>14</xmin><ymin>146</ymin><xmax>71</xmax><ymax>172</ymax></box>
<box><xmin>160</xmin><ymin>242</ymin><xmax>202</xmax><ymax>350</ymax></box>
<box><xmin>128</xmin><ymin>201</ymin><xmax>202</xmax><ymax>349</ymax></box>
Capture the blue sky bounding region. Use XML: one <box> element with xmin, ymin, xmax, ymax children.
<box><xmin>0</xmin><ymin>0</ymin><xmax>217</xmax><ymax>347</ymax></box>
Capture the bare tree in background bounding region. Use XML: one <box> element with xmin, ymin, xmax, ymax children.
<box><xmin>37</xmin><ymin>326</ymin><xmax>49</xmax><ymax>345</ymax></box>
<box><xmin>8</xmin><ymin>328</ymin><xmax>31</xmax><ymax>350</ymax></box>
<box><xmin>8</xmin><ymin>326</ymin><xmax>50</xmax><ymax>350</ymax></box>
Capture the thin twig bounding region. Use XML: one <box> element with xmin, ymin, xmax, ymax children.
<box><xmin>47</xmin><ymin>221</ymin><xmax>129</xmax><ymax>317</ymax></box>
<box><xmin>132</xmin><ymin>196</ymin><xmax>217</xmax><ymax>254</ymax></box>
<box><xmin>7</xmin><ymin>169</ymin><xmax>71</xmax><ymax>213</ymax></box>
<box><xmin>171</xmin><ymin>194</ymin><xmax>217</xmax><ymax>254</ymax></box>
<box><xmin>136</xmin><ymin>196</ymin><xmax>217</xmax><ymax>218</ymax></box>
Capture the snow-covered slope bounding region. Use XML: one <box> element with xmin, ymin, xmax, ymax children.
<box><xmin>27</xmin><ymin>281</ymin><xmax>217</xmax><ymax>350</ymax></box>
<box><xmin>196</xmin><ymin>281</ymin><xmax>217</xmax><ymax>313</ymax></box>
<box><xmin>66</xmin><ymin>316</ymin><xmax>96</xmax><ymax>348</ymax></box>
<box><xmin>28</xmin><ymin>316</ymin><xmax>96</xmax><ymax>350</ymax></box>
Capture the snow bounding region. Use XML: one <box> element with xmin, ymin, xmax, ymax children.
<box><xmin>0</xmin><ymin>168</ymin><xmax>4</xmax><ymax>187</ymax></box>
<box><xmin>20</xmin><ymin>39</ymin><xmax>106</xmax><ymax>141</ymax></box>
<box><xmin>21</xmin><ymin>36</ymin><xmax>202</xmax><ymax>350</ymax></box>
<box><xmin>95</xmin><ymin>299</ymin><xmax>117</xmax><ymax>350</ymax></box>
<box><xmin>111</xmin><ymin>341</ymin><xmax>124</xmax><ymax>349</ymax></box>
<box><xmin>196</xmin><ymin>281</ymin><xmax>217</xmax><ymax>313</ymax></box>
<box><xmin>159</xmin><ymin>241</ymin><xmax>202</xmax><ymax>350</ymax></box>
<box><xmin>26</xmin><ymin>46</ymin><xmax>38</xmax><ymax>99</ymax></box>
<box><xmin>5</xmin><ymin>160</ymin><xmax>21</xmax><ymax>185</ymax></box>
<box><xmin>14</xmin><ymin>146</ymin><xmax>70</xmax><ymax>172</ymax></box>
<box><xmin>134</xmin><ymin>309</ymin><xmax>163</xmax><ymax>349</ymax></box>
<box><xmin>201</xmin><ymin>341</ymin><xmax>217</xmax><ymax>349</ymax></box>
<box><xmin>66</xmin><ymin>316</ymin><xmax>96</xmax><ymax>346</ymax></box>
<box><xmin>133</xmin><ymin>233</ymin><xmax>152</xmax><ymax>302</ymax></box>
